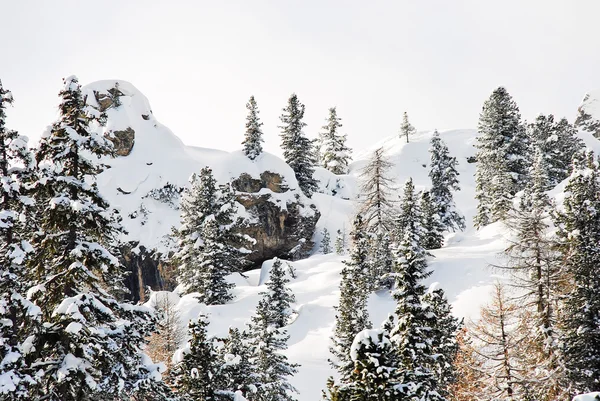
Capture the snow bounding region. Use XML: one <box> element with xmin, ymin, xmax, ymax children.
<box><xmin>574</xmin><ymin>393</ymin><xmax>600</xmax><ymax>401</ymax></box>
<box><xmin>87</xmin><ymin>80</ymin><xmax>600</xmax><ymax>400</ymax></box>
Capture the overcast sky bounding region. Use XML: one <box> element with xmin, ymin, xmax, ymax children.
<box><xmin>3</xmin><ymin>1</ymin><xmax>600</xmax><ymax>156</ymax></box>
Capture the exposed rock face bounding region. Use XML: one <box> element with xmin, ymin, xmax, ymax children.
<box><xmin>121</xmin><ymin>242</ymin><xmax>176</xmax><ymax>302</ymax></box>
<box><xmin>575</xmin><ymin>92</ymin><xmax>600</xmax><ymax>139</ymax></box>
<box><xmin>110</xmin><ymin>127</ymin><xmax>135</xmax><ymax>156</ymax></box>
<box><xmin>232</xmin><ymin>171</ymin><xmax>319</xmax><ymax>267</ymax></box>
<box><xmin>92</xmin><ymin>84</ymin><xmax>136</xmax><ymax>156</ymax></box>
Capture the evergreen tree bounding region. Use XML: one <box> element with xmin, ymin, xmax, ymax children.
<box><xmin>420</xmin><ymin>190</ymin><xmax>445</xmax><ymax>250</ymax></box>
<box><xmin>248</xmin><ymin>296</ymin><xmax>299</xmax><ymax>401</ymax></box>
<box><xmin>371</xmin><ymin>232</ymin><xmax>394</xmax><ymax>290</ymax></box>
<box><xmin>334</xmin><ymin>228</ymin><xmax>346</xmax><ymax>255</ymax></box>
<box><xmin>467</xmin><ymin>283</ymin><xmax>531</xmax><ymax>400</ymax></box>
<box><xmin>0</xmin><ymin>80</ymin><xmax>40</xmax><ymax>399</ymax></box>
<box><xmin>279</xmin><ymin>94</ymin><xmax>318</xmax><ymax>197</ymax></box>
<box><xmin>389</xmin><ymin>216</ymin><xmax>441</xmax><ymax>400</ymax></box>
<box><xmin>242</xmin><ymin>96</ymin><xmax>264</xmax><ymax>160</ymax></box>
<box><xmin>170</xmin><ymin>314</ymin><xmax>219</xmax><ymax>401</ymax></box>
<box><xmin>474</xmin><ymin>87</ymin><xmax>529</xmax><ymax>227</ymax></box>
<box><xmin>428</xmin><ymin>130</ymin><xmax>465</xmax><ymax>232</ymax></box>
<box><xmin>319</xmin><ymin>107</ymin><xmax>352</xmax><ymax>175</ymax></box>
<box><xmin>394</xmin><ymin>178</ymin><xmax>425</xmax><ymax>245</ymax></box>
<box><xmin>422</xmin><ymin>288</ymin><xmax>460</xmax><ymax>398</ymax></box>
<box><xmin>329</xmin><ymin>215</ymin><xmax>372</xmax><ymax>381</ymax></box>
<box><xmin>217</xmin><ymin>327</ymin><xmax>255</xmax><ymax>400</ymax></box>
<box><xmin>28</xmin><ymin>76</ymin><xmax>168</xmax><ymax>400</ymax></box>
<box><xmin>262</xmin><ymin>258</ymin><xmax>296</xmax><ymax>329</ymax></box>
<box><xmin>554</xmin><ymin>152</ymin><xmax>600</xmax><ymax>394</ymax></box>
<box><xmin>174</xmin><ymin>167</ymin><xmax>244</xmax><ymax>303</ymax></box>
<box><xmin>358</xmin><ymin>147</ymin><xmax>396</xmax><ymax>235</ymax></box>
<box><xmin>400</xmin><ymin>111</ymin><xmax>416</xmax><ymax>143</ymax></box>
<box><xmin>529</xmin><ymin>114</ymin><xmax>583</xmax><ymax>189</ymax></box>
<box><xmin>320</xmin><ymin>227</ymin><xmax>332</xmax><ymax>254</ymax></box>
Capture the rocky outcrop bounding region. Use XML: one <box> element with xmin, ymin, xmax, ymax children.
<box><xmin>92</xmin><ymin>84</ymin><xmax>136</xmax><ymax>156</ymax></box>
<box><xmin>575</xmin><ymin>92</ymin><xmax>600</xmax><ymax>139</ymax></box>
<box><xmin>110</xmin><ymin>127</ymin><xmax>135</xmax><ymax>156</ymax></box>
<box><xmin>232</xmin><ymin>171</ymin><xmax>319</xmax><ymax>267</ymax></box>
<box><xmin>121</xmin><ymin>242</ymin><xmax>176</xmax><ymax>302</ymax></box>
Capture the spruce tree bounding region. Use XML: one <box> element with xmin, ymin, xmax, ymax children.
<box><xmin>279</xmin><ymin>94</ymin><xmax>318</xmax><ymax>197</ymax></box>
<box><xmin>319</xmin><ymin>107</ymin><xmax>352</xmax><ymax>175</ymax></box>
<box><xmin>217</xmin><ymin>327</ymin><xmax>255</xmax><ymax>400</ymax></box>
<box><xmin>372</xmin><ymin>232</ymin><xmax>393</xmax><ymax>290</ymax></box>
<box><xmin>329</xmin><ymin>215</ymin><xmax>372</xmax><ymax>381</ymax></box>
<box><xmin>420</xmin><ymin>190</ymin><xmax>445</xmax><ymax>250</ymax></box>
<box><xmin>320</xmin><ymin>228</ymin><xmax>332</xmax><ymax>254</ymax></box>
<box><xmin>395</xmin><ymin>178</ymin><xmax>425</xmax><ymax>245</ymax></box>
<box><xmin>428</xmin><ymin>130</ymin><xmax>465</xmax><ymax>232</ymax></box>
<box><xmin>174</xmin><ymin>167</ymin><xmax>243</xmax><ymax>303</ymax></box>
<box><xmin>242</xmin><ymin>96</ymin><xmax>264</xmax><ymax>160</ymax></box>
<box><xmin>554</xmin><ymin>152</ymin><xmax>600</xmax><ymax>394</ymax></box>
<box><xmin>248</xmin><ymin>297</ymin><xmax>298</xmax><ymax>401</ymax></box>
<box><xmin>28</xmin><ymin>76</ymin><xmax>169</xmax><ymax>400</ymax></box>
<box><xmin>262</xmin><ymin>258</ymin><xmax>296</xmax><ymax>329</ymax></box>
<box><xmin>400</xmin><ymin>111</ymin><xmax>416</xmax><ymax>143</ymax></box>
<box><xmin>334</xmin><ymin>228</ymin><xmax>346</xmax><ymax>255</ymax></box>
<box><xmin>474</xmin><ymin>87</ymin><xmax>529</xmax><ymax>227</ymax></box>
<box><xmin>358</xmin><ymin>147</ymin><xmax>395</xmax><ymax>235</ymax></box>
<box><xmin>170</xmin><ymin>314</ymin><xmax>219</xmax><ymax>401</ymax></box>
<box><xmin>0</xmin><ymin>80</ymin><xmax>40</xmax><ymax>399</ymax></box>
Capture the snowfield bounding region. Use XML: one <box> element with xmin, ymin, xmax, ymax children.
<box><xmin>88</xmin><ymin>80</ymin><xmax>600</xmax><ymax>400</ymax></box>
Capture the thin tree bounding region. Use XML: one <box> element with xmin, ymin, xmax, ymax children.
<box><xmin>146</xmin><ymin>293</ymin><xmax>186</xmax><ymax>373</ymax></box>
<box><xmin>242</xmin><ymin>96</ymin><xmax>264</xmax><ymax>160</ymax></box>
<box><xmin>319</xmin><ymin>107</ymin><xmax>352</xmax><ymax>175</ymax></box>
<box><xmin>400</xmin><ymin>111</ymin><xmax>416</xmax><ymax>143</ymax></box>
<box><xmin>320</xmin><ymin>227</ymin><xmax>332</xmax><ymax>254</ymax></box>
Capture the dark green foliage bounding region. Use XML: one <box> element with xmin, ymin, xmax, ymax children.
<box><xmin>242</xmin><ymin>96</ymin><xmax>264</xmax><ymax>160</ymax></box>
<box><xmin>262</xmin><ymin>258</ymin><xmax>296</xmax><ymax>329</ymax></box>
<box><xmin>319</xmin><ymin>107</ymin><xmax>352</xmax><ymax>175</ymax></box>
<box><xmin>217</xmin><ymin>327</ymin><xmax>255</xmax><ymax>400</ymax></box>
<box><xmin>321</xmin><ymin>227</ymin><xmax>332</xmax><ymax>254</ymax></box>
<box><xmin>279</xmin><ymin>94</ymin><xmax>318</xmax><ymax>197</ymax></box>
<box><xmin>420</xmin><ymin>191</ymin><xmax>445</xmax><ymax>250</ymax></box>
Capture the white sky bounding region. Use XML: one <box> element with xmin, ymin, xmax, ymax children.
<box><xmin>3</xmin><ymin>1</ymin><xmax>600</xmax><ymax>156</ymax></box>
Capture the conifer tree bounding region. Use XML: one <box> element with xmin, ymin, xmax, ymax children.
<box><xmin>146</xmin><ymin>293</ymin><xmax>186</xmax><ymax>373</ymax></box>
<box><xmin>28</xmin><ymin>76</ymin><xmax>169</xmax><ymax>400</ymax></box>
<box><xmin>334</xmin><ymin>228</ymin><xmax>346</xmax><ymax>255</ymax></box>
<box><xmin>319</xmin><ymin>107</ymin><xmax>352</xmax><ymax>175</ymax></box>
<box><xmin>242</xmin><ymin>96</ymin><xmax>264</xmax><ymax>160</ymax></box>
<box><xmin>358</xmin><ymin>147</ymin><xmax>395</xmax><ymax>235</ymax></box>
<box><xmin>389</xmin><ymin>214</ymin><xmax>440</xmax><ymax>400</ymax></box>
<box><xmin>448</xmin><ymin>328</ymin><xmax>485</xmax><ymax>401</ymax></box>
<box><xmin>428</xmin><ymin>130</ymin><xmax>465</xmax><ymax>232</ymax></box>
<box><xmin>329</xmin><ymin>215</ymin><xmax>372</xmax><ymax>381</ymax></box>
<box><xmin>420</xmin><ymin>190</ymin><xmax>445</xmax><ymax>250</ymax></box>
<box><xmin>170</xmin><ymin>314</ymin><xmax>219</xmax><ymax>401</ymax></box>
<box><xmin>279</xmin><ymin>94</ymin><xmax>318</xmax><ymax>197</ymax></box>
<box><xmin>320</xmin><ymin>228</ymin><xmax>332</xmax><ymax>254</ymax></box>
<box><xmin>262</xmin><ymin>258</ymin><xmax>296</xmax><ymax>329</ymax></box>
<box><xmin>248</xmin><ymin>297</ymin><xmax>299</xmax><ymax>401</ymax></box>
<box><xmin>394</xmin><ymin>178</ymin><xmax>425</xmax><ymax>245</ymax></box>
<box><xmin>474</xmin><ymin>87</ymin><xmax>529</xmax><ymax>227</ymax></box>
<box><xmin>400</xmin><ymin>111</ymin><xmax>416</xmax><ymax>143</ymax></box>
<box><xmin>467</xmin><ymin>283</ymin><xmax>531</xmax><ymax>400</ymax></box>
<box><xmin>554</xmin><ymin>151</ymin><xmax>600</xmax><ymax>394</ymax></box>
<box><xmin>371</xmin><ymin>232</ymin><xmax>393</xmax><ymax>290</ymax></box>
<box><xmin>217</xmin><ymin>327</ymin><xmax>255</xmax><ymax>400</ymax></box>
<box><xmin>174</xmin><ymin>167</ymin><xmax>244</xmax><ymax>303</ymax></box>
<box><xmin>0</xmin><ymin>80</ymin><xmax>40</xmax><ymax>399</ymax></box>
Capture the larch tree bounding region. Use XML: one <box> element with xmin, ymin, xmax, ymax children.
<box><xmin>0</xmin><ymin>80</ymin><xmax>41</xmax><ymax>399</ymax></box>
<box><xmin>448</xmin><ymin>328</ymin><xmax>485</xmax><ymax>401</ymax></box>
<box><xmin>27</xmin><ymin>76</ymin><xmax>171</xmax><ymax>401</ymax></box>
<box><xmin>319</xmin><ymin>107</ymin><xmax>352</xmax><ymax>175</ymax></box>
<box><xmin>428</xmin><ymin>130</ymin><xmax>465</xmax><ymax>232</ymax></box>
<box><xmin>146</xmin><ymin>293</ymin><xmax>186</xmax><ymax>373</ymax></box>
<box><xmin>474</xmin><ymin>87</ymin><xmax>529</xmax><ymax>228</ymax></box>
<box><xmin>242</xmin><ymin>96</ymin><xmax>264</xmax><ymax>160</ymax></box>
<box><xmin>554</xmin><ymin>152</ymin><xmax>600</xmax><ymax>395</ymax></box>
<box><xmin>279</xmin><ymin>94</ymin><xmax>318</xmax><ymax>197</ymax></box>
<box><xmin>400</xmin><ymin>111</ymin><xmax>416</xmax><ymax>143</ymax></box>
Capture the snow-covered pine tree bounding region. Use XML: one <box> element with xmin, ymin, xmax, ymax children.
<box><xmin>529</xmin><ymin>114</ymin><xmax>583</xmax><ymax>189</ymax></box>
<box><xmin>389</xmin><ymin>214</ymin><xmax>441</xmax><ymax>400</ymax></box>
<box><xmin>0</xmin><ymin>80</ymin><xmax>41</xmax><ymax>399</ymax></box>
<box><xmin>474</xmin><ymin>87</ymin><xmax>529</xmax><ymax>227</ymax></box>
<box><xmin>170</xmin><ymin>313</ymin><xmax>219</xmax><ymax>401</ymax></box>
<box><xmin>28</xmin><ymin>76</ymin><xmax>170</xmax><ymax>400</ymax></box>
<box><xmin>358</xmin><ymin>147</ymin><xmax>396</xmax><ymax>235</ymax></box>
<box><xmin>554</xmin><ymin>151</ymin><xmax>600</xmax><ymax>394</ymax></box>
<box><xmin>320</xmin><ymin>227</ymin><xmax>332</xmax><ymax>254</ymax></box>
<box><xmin>279</xmin><ymin>94</ymin><xmax>318</xmax><ymax>197</ymax></box>
<box><xmin>400</xmin><ymin>111</ymin><xmax>416</xmax><ymax>143</ymax></box>
<box><xmin>242</xmin><ymin>96</ymin><xmax>264</xmax><ymax>160</ymax></box>
<box><xmin>428</xmin><ymin>130</ymin><xmax>465</xmax><ymax>232</ymax></box>
<box><xmin>174</xmin><ymin>167</ymin><xmax>244</xmax><ymax>303</ymax></box>
<box><xmin>503</xmin><ymin>149</ymin><xmax>568</xmax><ymax>400</ymax></box>
<box><xmin>467</xmin><ymin>283</ymin><xmax>531</xmax><ymax>400</ymax></box>
<box><xmin>395</xmin><ymin>178</ymin><xmax>426</xmax><ymax>246</ymax></box>
<box><xmin>329</xmin><ymin>215</ymin><xmax>372</xmax><ymax>381</ymax></box>
<box><xmin>422</xmin><ymin>288</ymin><xmax>460</xmax><ymax>399</ymax></box>
<box><xmin>420</xmin><ymin>190</ymin><xmax>445</xmax><ymax>250</ymax></box>
<box><xmin>262</xmin><ymin>258</ymin><xmax>296</xmax><ymax>329</ymax></box>
<box><xmin>248</xmin><ymin>296</ymin><xmax>299</xmax><ymax>401</ymax></box>
<box><xmin>217</xmin><ymin>327</ymin><xmax>255</xmax><ymax>400</ymax></box>
<box><xmin>319</xmin><ymin>107</ymin><xmax>352</xmax><ymax>175</ymax></box>
<box><xmin>334</xmin><ymin>228</ymin><xmax>346</xmax><ymax>255</ymax></box>
<box><xmin>372</xmin><ymin>232</ymin><xmax>393</xmax><ymax>290</ymax></box>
